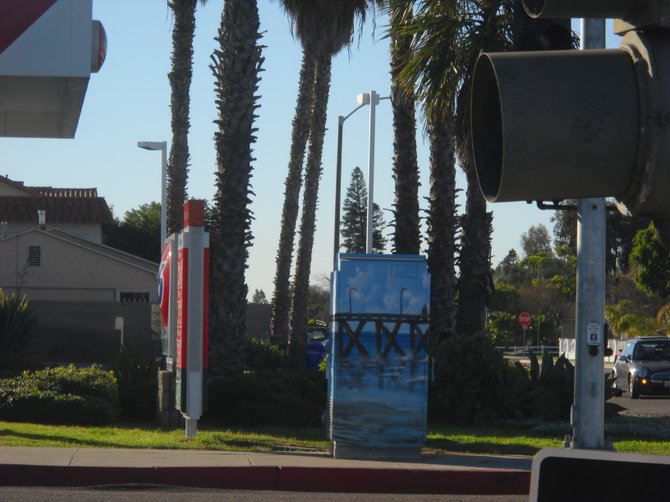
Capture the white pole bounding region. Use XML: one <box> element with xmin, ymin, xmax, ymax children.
<box><xmin>137</xmin><ymin>140</ymin><xmax>168</xmax><ymax>246</ymax></box>
<box><xmin>160</xmin><ymin>141</ymin><xmax>167</xmax><ymax>244</ymax></box>
<box><xmin>572</xmin><ymin>18</ymin><xmax>606</xmax><ymax>450</ymax></box>
<box><xmin>365</xmin><ymin>90</ymin><xmax>378</xmax><ymax>254</ymax></box>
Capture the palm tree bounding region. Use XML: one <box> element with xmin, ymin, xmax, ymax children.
<box><xmin>397</xmin><ymin>0</ymin><xmax>461</xmax><ymax>345</ymax></box>
<box><xmin>166</xmin><ymin>0</ymin><xmax>205</xmax><ymax>235</ymax></box>
<box><xmin>270</xmin><ymin>0</ymin><xmax>371</xmax><ymax>361</ymax></box>
<box><xmin>424</xmin><ymin>110</ymin><xmax>458</xmax><ymax>346</ymax></box>
<box><xmin>288</xmin><ymin>0</ymin><xmax>372</xmax><ymax>366</ymax></box>
<box><xmin>453</xmin><ymin>1</ymin><xmax>512</xmax><ymax>335</ymax></box>
<box><xmin>288</xmin><ymin>54</ymin><xmax>332</xmax><ymax>364</ymax></box>
<box><xmin>269</xmin><ymin>50</ymin><xmax>315</xmax><ymax>353</ymax></box>
<box><xmin>386</xmin><ymin>0</ymin><xmax>421</xmax><ymax>255</ymax></box>
<box><xmin>400</xmin><ymin>0</ymin><xmax>513</xmax><ymax>340</ymax></box>
<box><xmin>208</xmin><ymin>0</ymin><xmax>263</xmax><ymax>376</ymax></box>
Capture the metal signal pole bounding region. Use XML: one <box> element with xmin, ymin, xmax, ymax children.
<box><xmin>571</xmin><ymin>18</ymin><xmax>607</xmax><ymax>450</ymax></box>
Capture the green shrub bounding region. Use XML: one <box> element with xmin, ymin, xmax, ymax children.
<box><xmin>527</xmin><ymin>350</ymin><xmax>615</xmax><ymax>421</ymax></box>
<box><xmin>431</xmin><ymin>337</ymin><xmax>613</xmax><ymax>424</ymax></box>
<box><xmin>497</xmin><ymin>350</ymin><xmax>614</xmax><ymax>423</ymax></box>
<box><xmin>490</xmin><ymin>361</ymin><xmax>539</xmax><ymax>420</ymax></box>
<box><xmin>204</xmin><ymin>370</ymin><xmax>326</xmax><ymax>427</ymax></box>
<box><xmin>0</xmin><ymin>365</ymin><xmax>119</xmax><ymax>424</ymax></box>
<box><xmin>430</xmin><ymin>334</ymin><xmax>507</xmax><ymax>423</ymax></box>
<box><xmin>115</xmin><ymin>345</ymin><xmax>159</xmax><ymax>421</ymax></box>
<box><xmin>529</xmin><ymin>351</ymin><xmax>574</xmax><ymax>421</ymax></box>
<box><xmin>0</xmin><ymin>289</ymin><xmax>38</xmax><ymax>364</ymax></box>
<box><xmin>244</xmin><ymin>338</ymin><xmax>285</xmax><ymax>371</ymax></box>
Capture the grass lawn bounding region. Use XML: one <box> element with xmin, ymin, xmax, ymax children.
<box><xmin>0</xmin><ymin>422</ymin><xmax>329</xmax><ymax>453</ymax></box>
<box><xmin>2</xmin><ymin>417</ymin><xmax>670</xmax><ymax>457</ymax></box>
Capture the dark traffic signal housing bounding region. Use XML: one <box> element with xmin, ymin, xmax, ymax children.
<box><xmin>471</xmin><ymin>0</ymin><xmax>670</xmax><ymax>248</ymax></box>
<box><xmin>512</xmin><ymin>0</ymin><xmax>572</xmax><ymax>51</ymax></box>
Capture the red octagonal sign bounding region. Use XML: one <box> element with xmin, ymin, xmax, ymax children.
<box><xmin>519</xmin><ymin>312</ymin><xmax>532</xmax><ymax>330</ymax></box>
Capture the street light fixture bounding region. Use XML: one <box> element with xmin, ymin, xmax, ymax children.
<box><xmin>137</xmin><ymin>140</ymin><xmax>168</xmax><ymax>245</ymax></box>
<box><xmin>333</xmin><ymin>91</ymin><xmax>389</xmax><ymax>268</ymax></box>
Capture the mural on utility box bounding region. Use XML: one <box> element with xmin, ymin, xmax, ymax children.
<box><xmin>328</xmin><ymin>254</ymin><xmax>430</xmax><ymax>458</ymax></box>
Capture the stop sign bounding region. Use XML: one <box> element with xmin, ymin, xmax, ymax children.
<box><xmin>519</xmin><ymin>312</ymin><xmax>532</xmax><ymax>330</ymax></box>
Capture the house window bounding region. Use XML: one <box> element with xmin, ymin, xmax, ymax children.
<box><xmin>28</xmin><ymin>246</ymin><xmax>41</xmax><ymax>266</ymax></box>
<box><xmin>119</xmin><ymin>292</ymin><xmax>150</xmax><ymax>303</ymax></box>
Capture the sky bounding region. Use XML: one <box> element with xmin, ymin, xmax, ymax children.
<box><xmin>0</xmin><ymin>2</ymin><xmax>621</xmax><ymax>300</ymax></box>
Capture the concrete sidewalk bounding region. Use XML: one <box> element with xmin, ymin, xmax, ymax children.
<box><xmin>0</xmin><ymin>447</ymin><xmax>532</xmax><ymax>495</ymax></box>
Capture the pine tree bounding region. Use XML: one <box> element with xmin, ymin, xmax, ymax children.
<box><xmin>341</xmin><ymin>166</ymin><xmax>387</xmax><ymax>253</ymax></box>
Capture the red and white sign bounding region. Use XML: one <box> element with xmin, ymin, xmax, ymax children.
<box><xmin>159</xmin><ymin>243</ymin><xmax>172</xmax><ymax>328</ymax></box>
<box><xmin>158</xmin><ymin>236</ymin><xmax>178</xmax><ymax>365</ymax></box>
<box><xmin>519</xmin><ymin>312</ymin><xmax>532</xmax><ymax>330</ymax></box>
<box><xmin>175</xmin><ymin>200</ymin><xmax>209</xmax><ymax>438</ymax></box>
<box><xmin>176</xmin><ymin>247</ymin><xmax>189</xmax><ymax>372</ymax></box>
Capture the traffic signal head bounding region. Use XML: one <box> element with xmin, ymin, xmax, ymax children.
<box><xmin>512</xmin><ymin>0</ymin><xmax>572</xmax><ymax>51</ymax></box>
<box><xmin>522</xmin><ymin>1</ymin><xmax>637</xmax><ymax>20</ymax></box>
<box><xmin>471</xmin><ymin>48</ymin><xmax>637</xmax><ymax>203</ymax></box>
<box><xmin>471</xmin><ymin>3</ymin><xmax>670</xmax><ymax>248</ymax></box>
<box><xmin>523</xmin><ymin>1</ymin><xmax>670</xmax><ymax>35</ymax></box>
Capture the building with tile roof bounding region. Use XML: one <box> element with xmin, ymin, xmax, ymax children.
<box><xmin>0</xmin><ymin>175</ymin><xmax>156</xmax><ymax>303</ymax></box>
<box><xmin>0</xmin><ymin>175</ymin><xmax>113</xmax><ymax>242</ymax></box>
<box><xmin>0</xmin><ymin>176</ymin><xmax>158</xmax><ymax>366</ymax></box>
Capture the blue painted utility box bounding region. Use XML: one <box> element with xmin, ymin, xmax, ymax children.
<box><xmin>328</xmin><ymin>254</ymin><xmax>430</xmax><ymax>460</ymax></box>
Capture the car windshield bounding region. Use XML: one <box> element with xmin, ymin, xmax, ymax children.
<box><xmin>308</xmin><ymin>330</ymin><xmax>327</xmax><ymax>343</ymax></box>
<box><xmin>634</xmin><ymin>341</ymin><xmax>670</xmax><ymax>361</ymax></box>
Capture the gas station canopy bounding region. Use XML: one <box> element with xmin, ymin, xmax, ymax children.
<box><xmin>0</xmin><ymin>0</ymin><xmax>105</xmax><ymax>138</ymax></box>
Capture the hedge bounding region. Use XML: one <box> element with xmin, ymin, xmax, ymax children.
<box><xmin>0</xmin><ymin>365</ymin><xmax>119</xmax><ymax>425</ymax></box>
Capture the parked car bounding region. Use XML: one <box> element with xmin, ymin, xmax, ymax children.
<box><xmin>306</xmin><ymin>322</ymin><xmax>329</xmax><ymax>370</ymax></box>
<box><xmin>613</xmin><ymin>336</ymin><xmax>670</xmax><ymax>399</ymax></box>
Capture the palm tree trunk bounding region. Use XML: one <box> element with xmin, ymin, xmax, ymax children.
<box><xmin>289</xmin><ymin>55</ymin><xmax>332</xmax><ymax>367</ymax></box>
<box><xmin>455</xmin><ymin>153</ymin><xmax>493</xmax><ymax>335</ymax></box>
<box><xmin>209</xmin><ymin>0</ymin><xmax>263</xmax><ymax>376</ymax></box>
<box><xmin>166</xmin><ymin>0</ymin><xmax>197</xmax><ymax>236</ymax></box>
<box><xmin>269</xmin><ymin>52</ymin><xmax>316</xmax><ymax>353</ymax></box>
<box><xmin>454</xmin><ymin>36</ymin><xmax>495</xmax><ymax>336</ymax></box>
<box><xmin>426</xmin><ymin>110</ymin><xmax>457</xmax><ymax>348</ymax></box>
<box><xmin>389</xmin><ymin>0</ymin><xmax>421</xmax><ymax>255</ymax></box>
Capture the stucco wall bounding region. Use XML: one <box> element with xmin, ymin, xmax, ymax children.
<box><xmin>0</xmin><ymin>230</ymin><xmax>158</xmax><ymax>302</ymax></box>
<box><xmin>24</xmin><ymin>301</ymin><xmax>157</xmax><ymax>367</ymax></box>
<box><xmin>22</xmin><ymin>301</ymin><xmax>273</xmax><ymax>367</ymax></box>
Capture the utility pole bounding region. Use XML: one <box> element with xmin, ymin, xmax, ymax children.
<box><xmin>571</xmin><ymin>18</ymin><xmax>607</xmax><ymax>450</ymax></box>
<box><xmin>470</xmin><ymin>0</ymin><xmax>670</xmax><ymax>479</ymax></box>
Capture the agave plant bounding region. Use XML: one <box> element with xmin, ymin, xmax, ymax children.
<box><xmin>0</xmin><ymin>289</ymin><xmax>38</xmax><ymax>355</ymax></box>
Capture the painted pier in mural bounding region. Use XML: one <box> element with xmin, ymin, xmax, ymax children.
<box><xmin>328</xmin><ymin>253</ymin><xmax>430</xmax><ymax>460</ymax></box>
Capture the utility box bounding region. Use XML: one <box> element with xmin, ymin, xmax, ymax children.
<box><xmin>328</xmin><ymin>254</ymin><xmax>430</xmax><ymax>460</ymax></box>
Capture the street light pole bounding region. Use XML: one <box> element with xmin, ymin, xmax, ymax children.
<box><xmin>333</xmin><ymin>91</ymin><xmax>389</xmax><ymax>266</ymax></box>
<box><xmin>364</xmin><ymin>90</ymin><xmax>379</xmax><ymax>254</ymax></box>
<box><xmin>355</xmin><ymin>91</ymin><xmax>389</xmax><ymax>255</ymax></box>
<box><xmin>333</xmin><ymin>116</ymin><xmax>346</xmax><ymax>270</ymax></box>
<box><xmin>333</xmin><ymin>104</ymin><xmax>366</xmax><ymax>270</ymax></box>
<box><xmin>137</xmin><ymin>140</ymin><xmax>168</xmax><ymax>245</ymax></box>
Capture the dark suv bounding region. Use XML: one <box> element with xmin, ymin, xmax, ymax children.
<box><xmin>613</xmin><ymin>336</ymin><xmax>670</xmax><ymax>399</ymax></box>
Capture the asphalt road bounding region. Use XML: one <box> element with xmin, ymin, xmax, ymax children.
<box><xmin>609</xmin><ymin>393</ymin><xmax>670</xmax><ymax>416</ymax></box>
<box><xmin>0</xmin><ymin>487</ymin><xmax>526</xmax><ymax>502</ymax></box>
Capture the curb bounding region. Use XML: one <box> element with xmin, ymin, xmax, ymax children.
<box><xmin>0</xmin><ymin>464</ymin><xmax>530</xmax><ymax>495</ymax></box>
